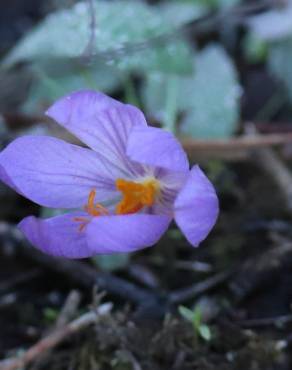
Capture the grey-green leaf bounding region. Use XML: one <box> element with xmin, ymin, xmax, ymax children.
<box><xmin>3</xmin><ymin>0</ymin><xmax>200</xmax><ymax>74</ymax></box>
<box><xmin>179</xmin><ymin>305</ymin><xmax>195</xmax><ymax>323</ymax></box>
<box><xmin>22</xmin><ymin>61</ymin><xmax>121</xmax><ymax>113</ymax></box>
<box><xmin>198</xmin><ymin>324</ymin><xmax>212</xmax><ymax>341</ymax></box>
<box><xmin>181</xmin><ymin>45</ymin><xmax>241</xmax><ymax>139</ymax></box>
<box><xmin>158</xmin><ymin>2</ymin><xmax>206</xmax><ymax>27</ymax></box>
<box><xmin>143</xmin><ymin>44</ymin><xmax>241</xmax><ymax>138</ymax></box>
<box><xmin>247</xmin><ymin>4</ymin><xmax>292</xmax><ymax>42</ymax></box>
<box><xmin>92</xmin><ymin>254</ymin><xmax>130</xmax><ymax>272</ymax></box>
<box><xmin>174</xmin><ymin>0</ymin><xmax>240</xmax><ymax>10</ymax></box>
<box><xmin>243</xmin><ymin>32</ymin><xmax>268</xmax><ymax>63</ymax></box>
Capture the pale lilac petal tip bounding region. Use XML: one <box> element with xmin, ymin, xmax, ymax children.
<box><xmin>86</xmin><ymin>214</ymin><xmax>171</xmax><ymax>254</ymax></box>
<box><xmin>46</xmin><ymin>89</ymin><xmax>147</xmax><ymax>176</ymax></box>
<box><xmin>46</xmin><ymin>90</ymin><xmax>147</xmax><ymax>153</ymax></box>
<box><xmin>126</xmin><ymin>125</ymin><xmax>189</xmax><ymax>172</ymax></box>
<box><xmin>0</xmin><ymin>135</ymin><xmax>118</xmax><ymax>208</ymax></box>
<box><xmin>18</xmin><ymin>212</ymin><xmax>92</xmax><ymax>259</ymax></box>
<box><xmin>46</xmin><ymin>89</ymin><xmax>121</xmax><ymax>128</ymax></box>
<box><xmin>46</xmin><ymin>90</ymin><xmax>147</xmax><ymax>136</ymax></box>
<box><xmin>174</xmin><ymin>165</ymin><xmax>219</xmax><ymax>247</ymax></box>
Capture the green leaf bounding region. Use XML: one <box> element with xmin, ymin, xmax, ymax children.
<box><xmin>192</xmin><ymin>306</ymin><xmax>203</xmax><ymax>328</ymax></box>
<box><xmin>198</xmin><ymin>324</ymin><xmax>212</xmax><ymax>341</ymax></box>
<box><xmin>92</xmin><ymin>254</ymin><xmax>130</xmax><ymax>272</ymax></box>
<box><xmin>22</xmin><ymin>61</ymin><xmax>121</xmax><ymax>113</ymax></box>
<box><xmin>217</xmin><ymin>0</ymin><xmax>240</xmax><ymax>8</ymax></box>
<box><xmin>40</xmin><ymin>208</ymin><xmax>69</xmax><ymax>218</ymax></box>
<box><xmin>243</xmin><ymin>32</ymin><xmax>268</xmax><ymax>63</ymax></box>
<box><xmin>43</xmin><ymin>307</ymin><xmax>59</xmax><ymax>323</ymax></box>
<box><xmin>181</xmin><ymin>45</ymin><xmax>240</xmax><ymax>139</ymax></box>
<box><xmin>167</xmin><ymin>228</ymin><xmax>184</xmax><ymax>240</ymax></box>
<box><xmin>3</xmin><ymin>0</ymin><xmax>201</xmax><ymax>74</ymax></box>
<box><xmin>179</xmin><ymin>305</ymin><xmax>211</xmax><ymax>341</ymax></box>
<box><xmin>158</xmin><ymin>2</ymin><xmax>206</xmax><ymax>27</ymax></box>
<box><xmin>174</xmin><ymin>0</ymin><xmax>240</xmax><ymax>10</ymax></box>
<box><xmin>179</xmin><ymin>305</ymin><xmax>195</xmax><ymax>323</ymax></box>
<box><xmin>143</xmin><ymin>44</ymin><xmax>240</xmax><ymax>138</ymax></box>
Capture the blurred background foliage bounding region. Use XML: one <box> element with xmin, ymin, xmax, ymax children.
<box><xmin>1</xmin><ymin>0</ymin><xmax>245</xmax><ymax>140</ymax></box>
<box><xmin>2</xmin><ymin>0</ymin><xmax>292</xmax><ymax>142</ymax></box>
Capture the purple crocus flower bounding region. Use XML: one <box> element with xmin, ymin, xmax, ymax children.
<box><xmin>0</xmin><ymin>90</ymin><xmax>219</xmax><ymax>258</ymax></box>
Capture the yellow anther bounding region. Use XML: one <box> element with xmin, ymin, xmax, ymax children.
<box><xmin>115</xmin><ymin>177</ymin><xmax>160</xmax><ymax>215</ymax></box>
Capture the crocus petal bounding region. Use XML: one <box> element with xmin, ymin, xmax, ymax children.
<box><xmin>126</xmin><ymin>125</ymin><xmax>189</xmax><ymax>172</ymax></box>
<box><xmin>0</xmin><ymin>135</ymin><xmax>120</xmax><ymax>208</ymax></box>
<box><xmin>150</xmin><ymin>169</ymin><xmax>189</xmax><ymax>216</ymax></box>
<box><xmin>0</xmin><ymin>165</ymin><xmax>21</xmax><ymax>194</ymax></box>
<box><xmin>46</xmin><ymin>90</ymin><xmax>147</xmax><ymax>177</ymax></box>
<box><xmin>18</xmin><ymin>212</ymin><xmax>92</xmax><ymax>258</ymax></box>
<box><xmin>174</xmin><ymin>165</ymin><xmax>219</xmax><ymax>247</ymax></box>
<box><xmin>86</xmin><ymin>214</ymin><xmax>171</xmax><ymax>254</ymax></box>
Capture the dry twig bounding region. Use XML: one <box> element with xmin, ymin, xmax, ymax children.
<box><xmin>245</xmin><ymin>124</ymin><xmax>292</xmax><ymax>216</ymax></box>
<box><xmin>0</xmin><ymin>222</ymin><xmax>168</xmax><ymax>317</ymax></box>
<box><xmin>182</xmin><ymin>132</ymin><xmax>292</xmax><ymax>161</ymax></box>
<box><xmin>230</xmin><ymin>241</ymin><xmax>292</xmax><ymax>301</ymax></box>
<box><xmin>55</xmin><ymin>290</ymin><xmax>81</xmax><ymax>330</ymax></box>
<box><xmin>238</xmin><ymin>313</ymin><xmax>292</xmax><ymax>328</ymax></box>
<box><xmin>252</xmin><ymin>148</ymin><xmax>292</xmax><ymax>214</ymax></box>
<box><xmin>0</xmin><ymin>303</ymin><xmax>112</xmax><ymax>370</ymax></box>
<box><xmin>0</xmin><ymin>268</ymin><xmax>41</xmax><ymax>294</ymax></box>
<box><xmin>170</xmin><ymin>270</ymin><xmax>232</xmax><ymax>304</ymax></box>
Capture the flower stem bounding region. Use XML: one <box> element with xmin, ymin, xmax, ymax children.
<box><xmin>164</xmin><ymin>75</ymin><xmax>178</xmax><ymax>134</ymax></box>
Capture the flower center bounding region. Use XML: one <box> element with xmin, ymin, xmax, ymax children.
<box><xmin>115</xmin><ymin>177</ymin><xmax>160</xmax><ymax>215</ymax></box>
<box><xmin>74</xmin><ymin>178</ymin><xmax>160</xmax><ymax>231</ymax></box>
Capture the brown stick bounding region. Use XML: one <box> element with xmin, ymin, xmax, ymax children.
<box><xmin>0</xmin><ymin>222</ymin><xmax>167</xmax><ymax>317</ymax></box>
<box><xmin>0</xmin><ymin>268</ymin><xmax>41</xmax><ymax>294</ymax></box>
<box><xmin>55</xmin><ymin>290</ymin><xmax>81</xmax><ymax>329</ymax></box>
<box><xmin>230</xmin><ymin>238</ymin><xmax>292</xmax><ymax>301</ymax></box>
<box><xmin>169</xmin><ymin>270</ymin><xmax>232</xmax><ymax>304</ymax></box>
<box><xmin>245</xmin><ymin>124</ymin><xmax>292</xmax><ymax>216</ymax></box>
<box><xmin>0</xmin><ymin>303</ymin><xmax>112</xmax><ymax>370</ymax></box>
<box><xmin>181</xmin><ymin>132</ymin><xmax>292</xmax><ymax>161</ymax></box>
<box><xmin>238</xmin><ymin>314</ymin><xmax>292</xmax><ymax>328</ymax></box>
<box><xmin>252</xmin><ymin>148</ymin><xmax>292</xmax><ymax>214</ymax></box>
<box><xmin>182</xmin><ymin>133</ymin><xmax>292</xmax><ymax>150</ymax></box>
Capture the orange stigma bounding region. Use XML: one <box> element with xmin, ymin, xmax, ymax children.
<box><xmin>74</xmin><ymin>189</ymin><xmax>109</xmax><ymax>231</ymax></box>
<box><xmin>115</xmin><ymin>177</ymin><xmax>160</xmax><ymax>215</ymax></box>
<box><xmin>84</xmin><ymin>189</ymin><xmax>109</xmax><ymax>217</ymax></box>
